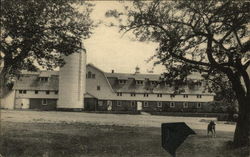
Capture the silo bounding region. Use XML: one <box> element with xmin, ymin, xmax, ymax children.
<box><xmin>57</xmin><ymin>49</ymin><xmax>86</xmax><ymax>110</ymax></box>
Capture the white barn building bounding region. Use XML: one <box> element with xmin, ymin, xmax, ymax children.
<box><xmin>0</xmin><ymin>60</ymin><xmax>215</xmax><ymax>112</ymax></box>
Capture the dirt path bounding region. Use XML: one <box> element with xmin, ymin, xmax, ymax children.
<box><xmin>1</xmin><ymin>110</ymin><xmax>235</xmax><ymax>132</ymax></box>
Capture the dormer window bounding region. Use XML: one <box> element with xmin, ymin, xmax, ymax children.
<box><xmin>197</xmin><ymin>95</ymin><xmax>202</xmax><ymax>98</ymax></box>
<box><xmin>151</xmin><ymin>81</ymin><xmax>158</xmax><ymax>85</ymax></box>
<box><xmin>39</xmin><ymin>77</ymin><xmax>49</xmax><ymax>82</ymax></box>
<box><xmin>119</xmin><ymin>80</ymin><xmax>126</xmax><ymax>84</ymax></box>
<box><xmin>157</xmin><ymin>93</ymin><xmax>162</xmax><ymax>97</ymax></box>
<box><xmin>117</xmin><ymin>92</ymin><xmax>122</xmax><ymax>96</ymax></box>
<box><xmin>170</xmin><ymin>94</ymin><xmax>175</xmax><ymax>98</ymax></box>
<box><xmin>19</xmin><ymin>90</ymin><xmax>27</xmax><ymax>94</ymax></box>
<box><xmin>136</xmin><ymin>80</ymin><xmax>143</xmax><ymax>85</ymax></box>
<box><xmin>130</xmin><ymin>93</ymin><xmax>136</xmax><ymax>97</ymax></box>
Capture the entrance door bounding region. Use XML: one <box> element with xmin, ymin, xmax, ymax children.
<box><xmin>107</xmin><ymin>100</ymin><xmax>112</xmax><ymax>111</ymax></box>
<box><xmin>137</xmin><ymin>101</ymin><xmax>142</xmax><ymax>111</ymax></box>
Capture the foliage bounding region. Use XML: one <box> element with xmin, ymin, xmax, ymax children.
<box><xmin>203</xmin><ymin>73</ymin><xmax>236</xmax><ymax>104</ymax></box>
<box><xmin>107</xmin><ymin>0</ymin><xmax>249</xmax><ymax>80</ymax></box>
<box><xmin>0</xmin><ymin>0</ymin><xmax>94</xmax><ymax>77</ymax></box>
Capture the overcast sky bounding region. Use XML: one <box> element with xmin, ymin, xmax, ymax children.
<box><xmin>84</xmin><ymin>1</ymin><xmax>165</xmax><ymax>74</ymax></box>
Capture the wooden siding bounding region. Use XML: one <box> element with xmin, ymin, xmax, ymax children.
<box><xmin>112</xmin><ymin>100</ymin><xmax>137</xmax><ymax>111</ymax></box>
<box><xmin>141</xmin><ymin>101</ymin><xmax>213</xmax><ymax>112</ymax></box>
<box><xmin>16</xmin><ymin>90</ymin><xmax>58</xmax><ymax>99</ymax></box>
<box><xmin>30</xmin><ymin>98</ymin><xmax>57</xmax><ymax>110</ymax></box>
<box><xmin>85</xmin><ymin>65</ymin><xmax>114</xmax><ymax>99</ymax></box>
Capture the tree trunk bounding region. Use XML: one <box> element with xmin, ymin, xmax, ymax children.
<box><xmin>230</xmin><ymin>75</ymin><xmax>250</xmax><ymax>147</ymax></box>
<box><xmin>0</xmin><ymin>71</ymin><xmax>5</xmax><ymax>97</ymax></box>
<box><xmin>233</xmin><ymin>96</ymin><xmax>250</xmax><ymax>147</ymax></box>
<box><xmin>0</xmin><ymin>71</ymin><xmax>6</xmax><ymax>108</ymax></box>
<box><xmin>0</xmin><ymin>67</ymin><xmax>8</xmax><ymax>99</ymax></box>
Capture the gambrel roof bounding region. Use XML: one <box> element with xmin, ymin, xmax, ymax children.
<box><xmin>13</xmin><ymin>71</ymin><xmax>59</xmax><ymax>91</ymax></box>
<box><xmin>13</xmin><ymin>64</ymin><xmax>214</xmax><ymax>95</ymax></box>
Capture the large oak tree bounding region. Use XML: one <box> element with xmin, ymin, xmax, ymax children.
<box><xmin>0</xmin><ymin>0</ymin><xmax>93</xmax><ymax>100</ymax></box>
<box><xmin>0</xmin><ymin>0</ymin><xmax>93</xmax><ymax>80</ymax></box>
<box><xmin>107</xmin><ymin>0</ymin><xmax>250</xmax><ymax>147</ymax></box>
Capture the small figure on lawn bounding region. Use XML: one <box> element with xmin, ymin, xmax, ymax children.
<box><xmin>207</xmin><ymin>120</ymin><xmax>216</xmax><ymax>137</ymax></box>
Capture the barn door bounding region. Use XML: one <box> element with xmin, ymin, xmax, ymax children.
<box><xmin>137</xmin><ymin>101</ymin><xmax>142</xmax><ymax>111</ymax></box>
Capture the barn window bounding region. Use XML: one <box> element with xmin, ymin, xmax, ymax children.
<box><xmin>197</xmin><ymin>103</ymin><xmax>202</xmax><ymax>108</ymax></box>
<box><xmin>157</xmin><ymin>102</ymin><xmax>162</xmax><ymax>108</ymax></box>
<box><xmin>107</xmin><ymin>100</ymin><xmax>112</xmax><ymax>106</ymax></box>
<box><xmin>98</xmin><ymin>100</ymin><xmax>103</xmax><ymax>106</ymax></box>
<box><xmin>97</xmin><ymin>86</ymin><xmax>101</xmax><ymax>90</ymax></box>
<box><xmin>143</xmin><ymin>101</ymin><xmax>149</xmax><ymax>107</ymax></box>
<box><xmin>131</xmin><ymin>101</ymin><xmax>136</xmax><ymax>106</ymax></box>
<box><xmin>117</xmin><ymin>101</ymin><xmax>122</xmax><ymax>106</ymax></box>
<box><xmin>87</xmin><ymin>71</ymin><xmax>92</xmax><ymax>78</ymax></box>
<box><xmin>42</xmin><ymin>99</ymin><xmax>47</xmax><ymax>105</ymax></box>
<box><xmin>170</xmin><ymin>102</ymin><xmax>175</xmax><ymax>108</ymax></box>
<box><xmin>183</xmin><ymin>102</ymin><xmax>188</xmax><ymax>108</ymax></box>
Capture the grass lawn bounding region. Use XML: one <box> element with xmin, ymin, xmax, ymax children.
<box><xmin>0</xmin><ymin>121</ymin><xmax>249</xmax><ymax>157</ymax></box>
